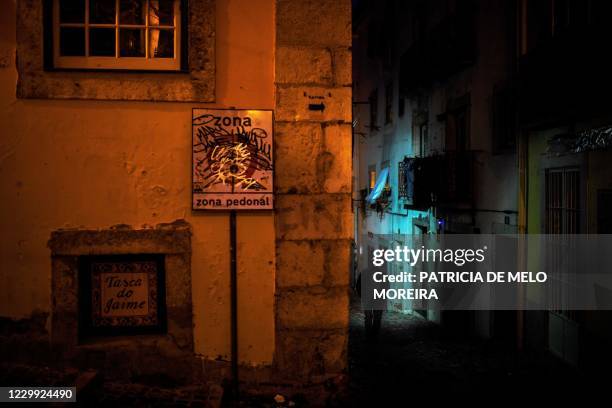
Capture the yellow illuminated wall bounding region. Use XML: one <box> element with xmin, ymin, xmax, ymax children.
<box><xmin>0</xmin><ymin>0</ymin><xmax>275</xmax><ymax>365</ymax></box>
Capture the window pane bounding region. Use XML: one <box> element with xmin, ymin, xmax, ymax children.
<box><xmin>90</xmin><ymin>28</ymin><xmax>116</xmax><ymax>56</ymax></box>
<box><xmin>120</xmin><ymin>0</ymin><xmax>146</xmax><ymax>25</ymax></box>
<box><xmin>60</xmin><ymin>27</ymin><xmax>85</xmax><ymax>56</ymax></box>
<box><xmin>90</xmin><ymin>0</ymin><xmax>116</xmax><ymax>24</ymax></box>
<box><xmin>59</xmin><ymin>0</ymin><xmax>85</xmax><ymax>23</ymax></box>
<box><xmin>149</xmin><ymin>0</ymin><xmax>175</xmax><ymax>26</ymax></box>
<box><xmin>119</xmin><ymin>29</ymin><xmax>145</xmax><ymax>57</ymax></box>
<box><xmin>149</xmin><ymin>29</ymin><xmax>173</xmax><ymax>58</ymax></box>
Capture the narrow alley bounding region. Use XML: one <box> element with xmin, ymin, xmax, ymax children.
<box><xmin>3</xmin><ymin>0</ymin><xmax>612</xmax><ymax>406</ymax></box>
<box><xmin>346</xmin><ymin>295</ymin><xmax>596</xmax><ymax>405</ymax></box>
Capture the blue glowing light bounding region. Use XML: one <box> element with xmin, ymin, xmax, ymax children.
<box><xmin>366</xmin><ymin>167</ymin><xmax>389</xmax><ymax>204</ymax></box>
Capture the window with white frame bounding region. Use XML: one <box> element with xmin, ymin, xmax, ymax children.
<box><xmin>52</xmin><ymin>0</ymin><xmax>182</xmax><ymax>70</ymax></box>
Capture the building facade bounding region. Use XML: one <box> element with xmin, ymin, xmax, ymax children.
<box><xmin>0</xmin><ymin>0</ymin><xmax>352</xmax><ymax>390</ymax></box>
<box><xmin>353</xmin><ymin>0</ymin><xmax>518</xmax><ymax>328</ymax></box>
<box><xmin>353</xmin><ymin>0</ymin><xmax>612</xmax><ymax>368</ymax></box>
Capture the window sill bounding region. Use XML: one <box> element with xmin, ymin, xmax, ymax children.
<box><xmin>17</xmin><ymin>0</ymin><xmax>215</xmax><ymax>102</ymax></box>
<box><xmin>43</xmin><ymin>66</ymin><xmax>190</xmax><ymax>74</ymax></box>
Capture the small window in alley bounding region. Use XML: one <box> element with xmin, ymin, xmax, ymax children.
<box><xmin>398</xmin><ymin>158</ymin><xmax>409</xmax><ymax>200</ymax></box>
<box><xmin>455</xmin><ymin>111</ymin><xmax>469</xmax><ymax>150</ymax></box>
<box><xmin>368</xmin><ymin>166</ymin><xmax>377</xmax><ymax>192</ymax></box>
<box><xmin>545</xmin><ymin>167</ymin><xmax>580</xmax><ymax>234</ymax></box>
<box><xmin>446</xmin><ymin>94</ymin><xmax>471</xmax><ymax>152</ymax></box>
<box><xmin>417</xmin><ymin>124</ymin><xmax>428</xmax><ymax>157</ymax></box>
<box><xmin>597</xmin><ymin>189</ymin><xmax>612</xmax><ymax>233</ymax></box>
<box><xmin>492</xmin><ymin>83</ymin><xmax>517</xmax><ymax>153</ymax></box>
<box><xmin>545</xmin><ymin>166</ymin><xmax>580</xmax><ymax>321</ymax></box>
<box><xmin>369</xmin><ymin>89</ymin><xmax>378</xmax><ymax>131</ymax></box>
<box><xmin>385</xmin><ymin>82</ymin><xmax>393</xmax><ymax>124</ymax></box>
<box><xmin>412</xmin><ymin>111</ymin><xmax>428</xmax><ymax>157</ymax></box>
<box><xmin>51</xmin><ymin>0</ymin><xmax>183</xmax><ymax>70</ymax></box>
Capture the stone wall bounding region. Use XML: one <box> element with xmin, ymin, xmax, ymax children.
<box><xmin>274</xmin><ymin>0</ymin><xmax>352</xmax><ymax>381</ymax></box>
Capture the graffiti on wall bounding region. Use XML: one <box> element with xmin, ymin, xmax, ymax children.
<box><xmin>192</xmin><ymin>109</ymin><xmax>274</xmax><ymax>210</ymax></box>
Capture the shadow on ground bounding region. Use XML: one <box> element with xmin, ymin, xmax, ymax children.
<box><xmin>345</xmin><ymin>293</ymin><xmax>606</xmax><ymax>406</ymax></box>
<box><xmin>2</xmin><ymin>296</ymin><xmax>609</xmax><ymax>406</ymax></box>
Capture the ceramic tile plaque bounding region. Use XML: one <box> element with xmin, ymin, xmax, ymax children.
<box><xmin>79</xmin><ymin>254</ymin><xmax>166</xmax><ymax>337</ymax></box>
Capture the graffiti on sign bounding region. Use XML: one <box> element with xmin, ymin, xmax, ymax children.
<box><xmin>192</xmin><ymin>109</ymin><xmax>274</xmax><ymax>210</ymax></box>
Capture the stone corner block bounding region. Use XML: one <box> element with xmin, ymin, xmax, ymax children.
<box><xmin>274</xmin><ymin>122</ymin><xmax>351</xmax><ymax>194</ymax></box>
<box><xmin>276</xmin><ymin>0</ymin><xmax>351</xmax><ymax>47</ymax></box>
<box><xmin>275</xmin><ymin>86</ymin><xmax>352</xmax><ymax>123</ymax></box>
<box><xmin>275</xmin><ymin>194</ymin><xmax>353</xmax><ymax>240</ymax></box>
<box><xmin>275</xmin><ymin>329</ymin><xmax>348</xmax><ymax>379</ymax></box>
<box><xmin>276</xmin><ymin>286</ymin><xmax>349</xmax><ymax>330</ymax></box>
<box><xmin>332</xmin><ymin>47</ymin><xmax>352</xmax><ymax>86</ymax></box>
<box><xmin>276</xmin><ymin>46</ymin><xmax>333</xmax><ymax>85</ymax></box>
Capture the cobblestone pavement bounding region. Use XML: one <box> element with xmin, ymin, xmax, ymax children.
<box><xmin>345</xmin><ymin>294</ymin><xmax>603</xmax><ymax>405</ymax></box>
<box><xmin>2</xmin><ymin>299</ymin><xmax>607</xmax><ymax>407</ymax></box>
<box><xmin>96</xmin><ymin>383</ymin><xmax>209</xmax><ymax>407</ymax></box>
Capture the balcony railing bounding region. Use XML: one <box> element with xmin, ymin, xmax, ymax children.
<box><xmin>403</xmin><ymin>151</ymin><xmax>476</xmax><ymax>210</ymax></box>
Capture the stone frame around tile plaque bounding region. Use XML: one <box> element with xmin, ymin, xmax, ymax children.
<box><xmin>48</xmin><ymin>221</ymin><xmax>195</xmax><ymax>382</ymax></box>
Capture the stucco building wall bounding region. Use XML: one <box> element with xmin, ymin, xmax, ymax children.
<box><xmin>1</xmin><ymin>0</ymin><xmax>275</xmax><ymax>366</ymax></box>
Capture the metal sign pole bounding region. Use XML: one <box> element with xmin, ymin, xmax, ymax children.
<box><xmin>191</xmin><ymin>108</ymin><xmax>274</xmax><ymax>401</ymax></box>
<box><xmin>230</xmin><ymin>210</ymin><xmax>239</xmax><ymax>399</ymax></box>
